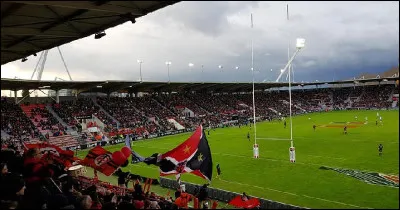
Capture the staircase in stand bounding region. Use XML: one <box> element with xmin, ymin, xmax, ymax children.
<box><xmin>168</xmin><ymin>118</ymin><xmax>185</xmax><ymax>130</ymax></box>
<box><xmin>92</xmin><ymin>98</ymin><xmax>121</xmax><ymax>127</ymax></box>
<box><xmin>268</xmin><ymin>108</ymin><xmax>278</xmax><ymax>114</ymax></box>
<box><xmin>392</xmin><ymin>100</ymin><xmax>398</xmax><ymax>108</ymax></box>
<box><xmin>20</xmin><ymin>104</ymin><xmax>52</xmax><ymax>136</ymax></box>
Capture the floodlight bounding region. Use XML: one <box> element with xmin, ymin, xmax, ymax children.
<box><xmin>218</xmin><ymin>65</ymin><xmax>223</xmax><ymax>68</ymax></box>
<box><xmin>235</xmin><ymin>66</ymin><xmax>239</xmax><ymax>70</ymax></box>
<box><xmin>94</xmin><ymin>31</ymin><xmax>106</xmax><ymax>39</ymax></box>
<box><xmin>188</xmin><ymin>63</ymin><xmax>194</xmax><ymax>67</ymax></box>
<box><xmin>137</xmin><ymin>60</ymin><xmax>143</xmax><ymax>63</ymax></box>
<box><xmin>296</xmin><ymin>38</ymin><xmax>305</xmax><ymax>49</ymax></box>
<box><xmin>165</xmin><ymin>61</ymin><xmax>171</xmax><ymax>65</ymax></box>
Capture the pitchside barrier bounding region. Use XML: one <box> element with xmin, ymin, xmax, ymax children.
<box><xmin>159</xmin><ymin>177</ymin><xmax>307</xmax><ymax>209</ymax></box>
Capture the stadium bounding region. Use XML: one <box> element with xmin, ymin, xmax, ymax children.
<box><xmin>1</xmin><ymin>1</ymin><xmax>399</xmax><ymax>210</ymax></box>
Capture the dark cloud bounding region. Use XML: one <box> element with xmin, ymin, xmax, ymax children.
<box><xmin>150</xmin><ymin>1</ymin><xmax>260</xmax><ymax>37</ymax></box>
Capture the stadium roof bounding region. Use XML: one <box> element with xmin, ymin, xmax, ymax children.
<box><xmin>1</xmin><ymin>1</ymin><xmax>179</xmax><ymax>65</ymax></box>
<box><xmin>1</xmin><ymin>77</ymin><xmax>398</xmax><ymax>94</ymax></box>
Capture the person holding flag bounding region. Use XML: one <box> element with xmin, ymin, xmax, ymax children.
<box><xmin>124</xmin><ymin>134</ymin><xmax>145</xmax><ymax>164</ymax></box>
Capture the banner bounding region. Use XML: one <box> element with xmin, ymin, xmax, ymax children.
<box><xmin>75</xmin><ymin>115</ymin><xmax>93</xmax><ymax>119</ymax></box>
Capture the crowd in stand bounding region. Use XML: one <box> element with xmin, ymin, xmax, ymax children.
<box><xmin>1</xmin><ymin>100</ymin><xmax>39</xmax><ymax>141</ymax></box>
<box><xmin>332</xmin><ymin>88</ymin><xmax>352</xmax><ymax>108</ymax></box>
<box><xmin>0</xmin><ymin>146</ymin><xmax>205</xmax><ymax>210</ymax></box>
<box><xmin>352</xmin><ymin>85</ymin><xmax>393</xmax><ymax>108</ymax></box>
<box><xmin>156</xmin><ymin>94</ymin><xmax>208</xmax><ymax>117</ymax></box>
<box><xmin>52</xmin><ymin>99</ymin><xmax>100</xmax><ymax>127</ymax></box>
<box><xmin>29</xmin><ymin>106</ymin><xmax>66</xmax><ymax>136</ymax></box>
<box><xmin>185</xmin><ymin>94</ymin><xmax>234</xmax><ymax>115</ymax></box>
<box><xmin>1</xmin><ymin>84</ymin><xmax>397</xmax><ymax>144</ymax></box>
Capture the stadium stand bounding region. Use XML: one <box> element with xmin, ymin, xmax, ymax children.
<box><xmin>1</xmin><ymin>82</ymin><xmax>398</xmax><ymax>210</ymax></box>
<box><xmin>0</xmin><ymin>148</ymin><xmax>193</xmax><ymax>210</ymax></box>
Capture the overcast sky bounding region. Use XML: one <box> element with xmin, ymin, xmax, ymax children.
<box><xmin>1</xmin><ymin>1</ymin><xmax>399</xmax><ymax>83</ymax></box>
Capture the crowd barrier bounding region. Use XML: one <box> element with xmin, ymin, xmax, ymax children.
<box><xmin>159</xmin><ymin>177</ymin><xmax>307</xmax><ymax>209</ymax></box>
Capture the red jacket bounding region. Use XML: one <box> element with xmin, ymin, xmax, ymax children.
<box><xmin>23</xmin><ymin>157</ymin><xmax>54</xmax><ymax>184</ymax></box>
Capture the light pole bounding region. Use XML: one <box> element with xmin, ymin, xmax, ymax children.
<box><xmin>235</xmin><ymin>66</ymin><xmax>239</xmax><ymax>83</ymax></box>
<box><xmin>275</xmin><ymin>38</ymin><xmax>305</xmax><ymax>82</ymax></box>
<box><xmin>137</xmin><ymin>59</ymin><xmax>143</xmax><ymax>82</ymax></box>
<box><xmin>165</xmin><ymin>61</ymin><xmax>171</xmax><ymax>83</ymax></box>
<box><xmin>188</xmin><ymin>63</ymin><xmax>194</xmax><ymax>82</ymax></box>
<box><xmin>201</xmin><ymin>65</ymin><xmax>204</xmax><ymax>84</ymax></box>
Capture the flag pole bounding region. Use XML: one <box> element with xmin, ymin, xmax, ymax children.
<box><xmin>251</xmin><ymin>13</ymin><xmax>257</xmax><ymax>146</ymax></box>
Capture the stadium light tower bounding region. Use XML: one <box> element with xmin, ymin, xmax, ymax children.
<box><xmin>137</xmin><ymin>59</ymin><xmax>143</xmax><ymax>82</ymax></box>
<box><xmin>201</xmin><ymin>64</ymin><xmax>204</xmax><ymax>84</ymax></box>
<box><xmin>188</xmin><ymin>63</ymin><xmax>194</xmax><ymax>71</ymax></box>
<box><xmin>165</xmin><ymin>61</ymin><xmax>172</xmax><ymax>83</ymax></box>
<box><xmin>235</xmin><ymin>66</ymin><xmax>239</xmax><ymax>82</ymax></box>
<box><xmin>275</xmin><ymin>38</ymin><xmax>305</xmax><ymax>82</ymax></box>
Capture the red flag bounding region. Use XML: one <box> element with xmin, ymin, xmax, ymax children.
<box><xmin>228</xmin><ymin>195</ymin><xmax>260</xmax><ymax>209</ymax></box>
<box><xmin>24</xmin><ymin>143</ymin><xmax>79</xmax><ymax>168</ymax></box>
<box><xmin>157</xmin><ymin>125</ymin><xmax>213</xmax><ymax>181</ymax></box>
<box><xmin>82</xmin><ymin>146</ymin><xmax>119</xmax><ymax>176</ymax></box>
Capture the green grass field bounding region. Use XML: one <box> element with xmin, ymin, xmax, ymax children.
<box><xmin>77</xmin><ymin>110</ymin><xmax>399</xmax><ymax>209</ymax></box>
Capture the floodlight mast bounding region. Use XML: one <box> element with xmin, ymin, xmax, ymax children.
<box><xmin>137</xmin><ymin>60</ymin><xmax>143</xmax><ymax>82</ymax></box>
<box><xmin>165</xmin><ymin>61</ymin><xmax>171</xmax><ymax>83</ymax></box>
<box><xmin>275</xmin><ymin>39</ymin><xmax>305</xmax><ymax>83</ymax></box>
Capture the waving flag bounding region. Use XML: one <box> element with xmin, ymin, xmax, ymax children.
<box><xmin>24</xmin><ymin>143</ymin><xmax>79</xmax><ymax>168</ymax></box>
<box><xmin>144</xmin><ymin>125</ymin><xmax>213</xmax><ymax>182</ymax></box>
<box><xmin>229</xmin><ymin>195</ymin><xmax>260</xmax><ymax>209</ymax></box>
<box><xmin>124</xmin><ymin>135</ymin><xmax>145</xmax><ymax>164</ymax></box>
<box><xmin>82</xmin><ymin>146</ymin><xmax>119</xmax><ymax>176</ymax></box>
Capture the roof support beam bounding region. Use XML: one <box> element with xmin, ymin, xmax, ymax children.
<box><xmin>4</xmin><ymin>9</ymin><xmax>88</xmax><ymax>49</ymax></box>
<box><xmin>1</xmin><ymin>27</ymin><xmax>81</xmax><ymax>38</ymax></box>
<box><xmin>1</xmin><ymin>3</ymin><xmax>24</xmax><ymax>20</ymax></box>
<box><xmin>44</xmin><ymin>5</ymin><xmax>82</xmax><ymax>35</ymax></box>
<box><xmin>6</xmin><ymin>1</ymin><xmax>142</xmax><ymax>15</ymax></box>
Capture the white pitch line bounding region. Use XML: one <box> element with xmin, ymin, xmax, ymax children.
<box><xmin>305</xmin><ymin>154</ymin><xmax>346</xmax><ymax>160</ymax></box>
<box><xmin>218</xmin><ymin>179</ymin><xmax>373</xmax><ymax>209</ymax></box>
<box><xmin>134</xmin><ymin>145</ymin><xmax>348</xmax><ymax>168</ymax></box>
<box><xmin>256</xmin><ymin>137</ymin><xmax>291</xmax><ymax>141</ymax></box>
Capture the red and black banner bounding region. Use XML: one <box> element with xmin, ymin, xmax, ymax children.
<box><xmin>24</xmin><ymin>143</ymin><xmax>79</xmax><ymax>168</ymax></box>
<box><xmin>82</xmin><ymin>146</ymin><xmax>120</xmax><ymax>176</ymax></box>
